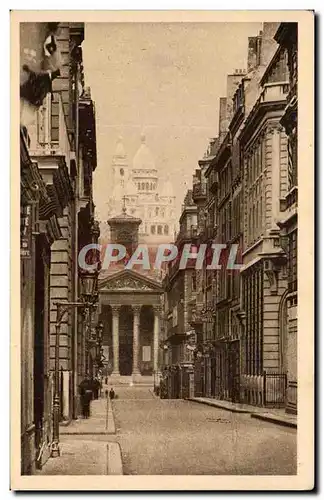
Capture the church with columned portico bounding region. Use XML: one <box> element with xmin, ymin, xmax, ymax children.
<box><xmin>96</xmin><ymin>134</ymin><xmax>176</xmax><ymax>383</ymax></box>
<box><xmin>98</xmin><ymin>269</ymin><xmax>162</xmax><ymax>381</ymax></box>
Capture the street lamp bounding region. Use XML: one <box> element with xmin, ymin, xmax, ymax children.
<box><xmin>51</xmin><ymin>267</ymin><xmax>99</xmax><ymax>458</ymax></box>
<box><xmin>94</xmin><ymin>321</ymin><xmax>104</xmax><ymax>376</ymax></box>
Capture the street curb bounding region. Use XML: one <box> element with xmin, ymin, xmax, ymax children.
<box><xmin>188</xmin><ymin>398</ymin><xmax>297</xmax><ymax>428</ymax></box>
<box><xmin>107</xmin><ymin>442</ymin><xmax>123</xmax><ymax>475</ymax></box>
<box><xmin>187</xmin><ymin>398</ymin><xmax>251</xmax><ymax>414</ymax></box>
<box><xmin>251</xmin><ymin>413</ymin><xmax>297</xmax><ymax>429</ymax></box>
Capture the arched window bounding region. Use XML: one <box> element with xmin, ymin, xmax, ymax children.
<box><xmin>141</xmin><ymin>182</ymin><xmax>145</xmax><ymax>190</ymax></box>
<box><xmin>157</xmin><ymin>225</ymin><xmax>162</xmax><ymax>235</ymax></box>
<box><xmin>146</xmin><ymin>182</ymin><xmax>149</xmax><ymax>190</ymax></box>
<box><xmin>138</xmin><ymin>183</ymin><xmax>141</xmax><ymax>190</ymax></box>
<box><xmin>164</xmin><ymin>225</ymin><xmax>169</xmax><ymax>235</ymax></box>
<box><xmin>151</xmin><ymin>225</ymin><xmax>156</xmax><ymax>235</ymax></box>
<box><xmin>161</xmin><ymin>209</ymin><xmax>165</xmax><ymax>218</ymax></box>
<box><xmin>150</xmin><ymin>183</ymin><xmax>153</xmax><ymax>190</ymax></box>
<box><xmin>155</xmin><ymin>207</ymin><xmax>159</xmax><ymax>216</ymax></box>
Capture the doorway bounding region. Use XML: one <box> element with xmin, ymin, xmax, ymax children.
<box><xmin>119</xmin><ymin>305</ymin><xmax>133</xmax><ymax>376</ymax></box>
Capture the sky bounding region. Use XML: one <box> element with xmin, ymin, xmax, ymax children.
<box><xmin>83</xmin><ymin>22</ymin><xmax>262</xmax><ymax>222</ymax></box>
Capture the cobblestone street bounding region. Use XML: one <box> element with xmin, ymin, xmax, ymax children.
<box><xmin>113</xmin><ymin>387</ymin><xmax>297</xmax><ymax>475</ymax></box>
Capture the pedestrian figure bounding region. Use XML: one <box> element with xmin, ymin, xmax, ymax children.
<box><xmin>109</xmin><ymin>388</ymin><xmax>115</xmax><ymax>400</ymax></box>
<box><xmin>93</xmin><ymin>378</ymin><xmax>100</xmax><ymax>399</ymax></box>
<box><xmin>79</xmin><ymin>374</ymin><xmax>93</xmax><ymax>418</ymax></box>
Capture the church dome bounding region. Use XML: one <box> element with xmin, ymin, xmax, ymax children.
<box><xmin>133</xmin><ymin>134</ymin><xmax>156</xmax><ymax>172</ymax></box>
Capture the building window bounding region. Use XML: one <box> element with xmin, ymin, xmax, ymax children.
<box><xmin>243</xmin><ymin>265</ymin><xmax>263</xmax><ymax>376</ymax></box>
<box><xmin>191</xmin><ymin>273</ymin><xmax>196</xmax><ymax>292</ymax></box>
<box><xmin>120</xmin><ymin>168</ymin><xmax>124</xmax><ymax>176</ymax></box>
<box><xmin>141</xmin><ymin>182</ymin><xmax>145</xmax><ymax>190</ymax></box>
<box><xmin>157</xmin><ymin>225</ymin><xmax>162</xmax><ymax>235</ymax></box>
<box><xmin>164</xmin><ymin>225</ymin><xmax>169</xmax><ymax>235</ymax></box>
<box><xmin>146</xmin><ymin>182</ymin><xmax>149</xmax><ymax>190</ymax></box>
<box><xmin>155</xmin><ymin>207</ymin><xmax>159</xmax><ymax>216</ymax></box>
<box><xmin>151</xmin><ymin>225</ymin><xmax>156</xmax><ymax>235</ymax></box>
<box><xmin>287</xmin><ymin>229</ymin><xmax>298</xmax><ymax>293</ymax></box>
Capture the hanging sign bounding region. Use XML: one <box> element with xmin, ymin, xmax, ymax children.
<box><xmin>20</xmin><ymin>204</ymin><xmax>32</xmax><ymax>259</ymax></box>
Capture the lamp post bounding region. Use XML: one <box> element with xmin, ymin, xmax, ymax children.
<box><xmin>92</xmin><ymin>321</ymin><xmax>104</xmax><ymax>379</ymax></box>
<box><xmin>51</xmin><ymin>268</ymin><xmax>99</xmax><ymax>458</ymax></box>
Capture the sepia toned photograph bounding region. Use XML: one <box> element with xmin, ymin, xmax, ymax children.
<box><xmin>12</xmin><ymin>10</ymin><xmax>314</xmax><ymax>490</ymax></box>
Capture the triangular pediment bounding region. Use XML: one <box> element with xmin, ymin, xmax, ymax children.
<box><xmin>99</xmin><ymin>269</ymin><xmax>163</xmax><ymax>293</ymax></box>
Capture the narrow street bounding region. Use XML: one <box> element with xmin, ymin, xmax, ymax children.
<box><xmin>113</xmin><ymin>386</ymin><xmax>297</xmax><ymax>475</ymax></box>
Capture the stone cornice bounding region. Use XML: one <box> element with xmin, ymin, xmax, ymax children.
<box><xmin>241</xmin><ymin>100</ymin><xmax>287</xmax><ymax>146</ymax></box>
<box><xmin>31</xmin><ymin>154</ymin><xmax>75</xmax><ymax>215</ymax></box>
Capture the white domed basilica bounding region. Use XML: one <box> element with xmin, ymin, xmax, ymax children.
<box><xmin>102</xmin><ymin>135</ymin><xmax>177</xmax><ymax>245</ymax></box>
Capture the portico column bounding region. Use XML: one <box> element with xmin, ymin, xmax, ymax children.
<box><xmin>111</xmin><ymin>305</ymin><xmax>120</xmax><ymax>375</ymax></box>
<box><xmin>153</xmin><ymin>306</ymin><xmax>161</xmax><ymax>373</ymax></box>
<box><xmin>132</xmin><ymin>306</ymin><xmax>141</xmax><ymax>376</ymax></box>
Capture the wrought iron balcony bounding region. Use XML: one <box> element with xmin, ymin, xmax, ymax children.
<box><xmin>175</xmin><ymin>225</ymin><xmax>199</xmax><ymax>245</ymax></box>
<box><xmin>286</xmin><ymin>185</ymin><xmax>298</xmax><ymax>210</ymax></box>
<box><xmin>192</xmin><ymin>182</ymin><xmax>207</xmax><ymax>201</ymax></box>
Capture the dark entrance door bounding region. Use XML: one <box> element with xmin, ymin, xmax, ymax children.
<box><xmin>119</xmin><ymin>344</ymin><xmax>133</xmax><ymax>375</ymax></box>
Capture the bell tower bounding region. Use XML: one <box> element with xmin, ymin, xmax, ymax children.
<box><xmin>107</xmin><ymin>197</ymin><xmax>142</xmax><ymax>259</ymax></box>
<box><xmin>112</xmin><ymin>136</ymin><xmax>128</xmax><ymax>191</ymax></box>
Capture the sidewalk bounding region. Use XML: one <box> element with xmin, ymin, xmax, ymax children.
<box><xmin>60</xmin><ymin>394</ymin><xmax>115</xmax><ymax>435</ymax></box>
<box><xmin>188</xmin><ymin>397</ymin><xmax>297</xmax><ymax>428</ymax></box>
<box><xmin>36</xmin><ymin>440</ymin><xmax>123</xmax><ymax>475</ymax></box>
<box><xmin>36</xmin><ymin>394</ymin><xmax>122</xmax><ymax>475</ymax></box>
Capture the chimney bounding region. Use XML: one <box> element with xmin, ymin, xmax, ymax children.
<box><xmin>218</xmin><ymin>97</ymin><xmax>227</xmax><ymax>135</ymax></box>
<box><xmin>226</xmin><ymin>71</ymin><xmax>245</xmax><ymax>123</ymax></box>
<box><xmin>260</xmin><ymin>22</ymin><xmax>281</xmax><ymax>67</ymax></box>
<box><xmin>247</xmin><ymin>36</ymin><xmax>259</xmax><ymax>71</ymax></box>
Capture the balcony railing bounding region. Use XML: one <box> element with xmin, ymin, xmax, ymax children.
<box><xmin>175</xmin><ymin>225</ymin><xmax>198</xmax><ymax>244</ymax></box>
<box><xmin>210</xmin><ymin>170</ymin><xmax>219</xmax><ymax>194</ymax></box>
<box><xmin>192</xmin><ymin>182</ymin><xmax>207</xmax><ymax>200</ymax></box>
<box><xmin>286</xmin><ymin>186</ymin><xmax>298</xmax><ymax>210</ymax></box>
<box><xmin>260</xmin><ymin>82</ymin><xmax>289</xmax><ymax>103</ymax></box>
<box><xmin>29</xmin><ymin>92</ymin><xmax>71</xmax><ymax>166</ymax></box>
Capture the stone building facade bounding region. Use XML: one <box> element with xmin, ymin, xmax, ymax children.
<box><xmin>275</xmin><ymin>22</ymin><xmax>298</xmax><ymax>414</ymax></box>
<box><xmin>165</xmin><ymin>23</ymin><xmax>298</xmax><ymax>413</ymax></box>
<box><xmin>162</xmin><ymin>190</ymin><xmax>199</xmax><ymax>398</ymax></box>
<box><xmin>20</xmin><ymin>22</ymin><xmax>99</xmax><ymax>473</ymax></box>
